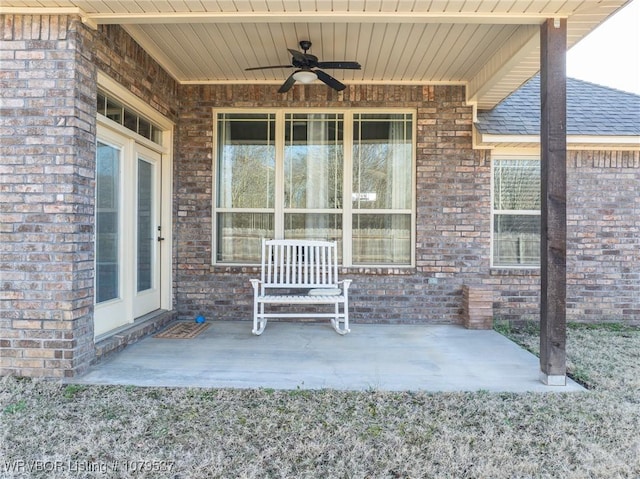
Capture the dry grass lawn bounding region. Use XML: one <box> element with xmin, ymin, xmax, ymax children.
<box><xmin>2</xmin><ymin>323</ymin><xmax>639</xmax><ymax>478</ymax></box>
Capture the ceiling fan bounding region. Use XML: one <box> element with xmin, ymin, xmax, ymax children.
<box><xmin>245</xmin><ymin>40</ymin><xmax>361</xmax><ymax>93</ymax></box>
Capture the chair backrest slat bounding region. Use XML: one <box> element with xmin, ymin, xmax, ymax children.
<box><xmin>303</xmin><ymin>244</ymin><xmax>309</xmax><ymax>284</ymax></box>
<box><xmin>260</xmin><ymin>239</ymin><xmax>338</xmax><ymax>288</ymax></box>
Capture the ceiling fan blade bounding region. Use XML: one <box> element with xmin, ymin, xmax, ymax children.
<box><xmin>278</xmin><ymin>72</ymin><xmax>297</xmax><ymax>93</ymax></box>
<box><xmin>288</xmin><ymin>49</ymin><xmax>307</xmax><ymax>62</ymax></box>
<box><xmin>315</xmin><ymin>69</ymin><xmax>346</xmax><ymax>91</ymax></box>
<box><xmin>317</xmin><ymin>61</ymin><xmax>362</xmax><ymax>70</ymax></box>
<box><xmin>245</xmin><ymin>65</ymin><xmax>293</xmax><ymax>71</ymax></box>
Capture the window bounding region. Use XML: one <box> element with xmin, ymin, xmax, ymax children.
<box><xmin>492</xmin><ymin>157</ymin><xmax>540</xmax><ymax>267</ymax></box>
<box><xmin>353</xmin><ymin>113</ymin><xmax>412</xmax><ymax>265</ymax></box>
<box><xmin>97</xmin><ymin>91</ymin><xmax>163</xmax><ymax>145</ymax></box>
<box><xmin>214</xmin><ymin>110</ymin><xmax>415</xmax><ymax>266</ymax></box>
<box><xmin>216</xmin><ymin>113</ymin><xmax>275</xmax><ymax>263</ymax></box>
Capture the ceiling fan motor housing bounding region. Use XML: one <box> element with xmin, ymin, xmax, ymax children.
<box><xmin>299</xmin><ymin>40</ymin><xmax>312</xmax><ymax>51</ymax></box>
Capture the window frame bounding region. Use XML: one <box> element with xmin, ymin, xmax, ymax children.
<box><xmin>212</xmin><ymin>108</ymin><xmax>416</xmax><ymax>267</ymax></box>
<box><xmin>490</xmin><ymin>154</ymin><xmax>541</xmax><ymax>269</ymax></box>
<box><xmin>96</xmin><ymin>72</ymin><xmax>175</xmax><ymax>333</ymax></box>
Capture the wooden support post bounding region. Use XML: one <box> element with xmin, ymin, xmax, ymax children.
<box><xmin>539</xmin><ymin>18</ymin><xmax>567</xmax><ymax>386</ymax></box>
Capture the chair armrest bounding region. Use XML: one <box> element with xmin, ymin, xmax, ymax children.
<box><xmin>249</xmin><ymin>279</ymin><xmax>262</xmax><ymax>291</ymax></box>
<box><xmin>338</xmin><ymin>279</ymin><xmax>352</xmax><ymax>290</ymax></box>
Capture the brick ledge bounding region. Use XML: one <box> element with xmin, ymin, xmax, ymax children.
<box><xmin>94</xmin><ymin>310</ymin><xmax>177</xmax><ymax>364</ymax></box>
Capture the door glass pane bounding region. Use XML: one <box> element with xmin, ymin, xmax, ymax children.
<box><xmin>96</xmin><ymin>142</ymin><xmax>120</xmax><ymax>303</ymax></box>
<box><xmin>353</xmin><ymin>113</ymin><xmax>412</xmax><ymax>210</ymax></box>
<box><xmin>137</xmin><ymin>159</ymin><xmax>153</xmax><ymax>292</ymax></box>
<box><xmin>284</xmin><ymin>113</ymin><xmax>343</xmax><ymax>209</ymax></box>
<box><xmin>353</xmin><ymin>214</ymin><xmax>411</xmax><ymax>265</ymax></box>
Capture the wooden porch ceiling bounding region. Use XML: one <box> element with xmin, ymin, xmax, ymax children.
<box><xmin>1</xmin><ymin>0</ymin><xmax>631</xmax><ymax>109</ymax></box>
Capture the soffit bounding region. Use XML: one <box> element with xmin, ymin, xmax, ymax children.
<box><xmin>1</xmin><ymin>0</ymin><xmax>631</xmax><ymax>109</ymax></box>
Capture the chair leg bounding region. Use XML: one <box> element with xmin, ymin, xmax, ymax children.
<box><xmin>252</xmin><ymin>302</ymin><xmax>267</xmax><ymax>335</ymax></box>
<box><xmin>331</xmin><ymin>302</ymin><xmax>350</xmax><ymax>335</ymax></box>
<box><xmin>343</xmin><ymin>301</ymin><xmax>350</xmax><ymax>334</ymax></box>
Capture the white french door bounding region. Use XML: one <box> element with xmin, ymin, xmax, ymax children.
<box><xmin>133</xmin><ymin>144</ymin><xmax>162</xmax><ymax>317</ymax></box>
<box><xmin>95</xmin><ymin>127</ymin><xmax>162</xmax><ymax>337</ymax></box>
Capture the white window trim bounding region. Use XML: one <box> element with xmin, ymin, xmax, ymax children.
<box><xmin>212</xmin><ymin>108</ymin><xmax>416</xmax><ymax>268</ymax></box>
<box><xmin>97</xmin><ymin>72</ymin><xmax>175</xmax><ymax>312</ymax></box>
<box><xmin>490</xmin><ymin>153</ymin><xmax>541</xmax><ymax>269</ymax></box>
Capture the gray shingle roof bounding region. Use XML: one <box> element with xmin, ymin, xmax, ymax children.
<box><xmin>476</xmin><ymin>76</ymin><xmax>640</xmax><ymax>136</ymax></box>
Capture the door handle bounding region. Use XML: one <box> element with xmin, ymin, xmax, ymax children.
<box><xmin>157</xmin><ymin>236</ymin><xmax>165</xmax><ymax>242</ymax></box>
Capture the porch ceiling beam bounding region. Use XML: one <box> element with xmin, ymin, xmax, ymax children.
<box><xmin>89</xmin><ymin>12</ymin><xmax>562</xmax><ymax>25</ymax></box>
<box><xmin>0</xmin><ymin>8</ymin><xmax>563</xmax><ymax>25</ymax></box>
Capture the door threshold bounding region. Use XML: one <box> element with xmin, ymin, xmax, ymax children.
<box><xmin>94</xmin><ymin>310</ymin><xmax>177</xmax><ymax>364</ymax></box>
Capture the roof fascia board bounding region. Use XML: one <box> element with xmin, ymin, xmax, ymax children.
<box><xmin>481</xmin><ymin>133</ymin><xmax>640</xmax><ymax>145</ymax></box>
<box><xmin>475</xmin><ymin>131</ymin><xmax>640</xmax><ymax>150</ymax></box>
<box><xmin>0</xmin><ymin>8</ymin><xmax>562</xmax><ymax>25</ymax></box>
<box><xmin>75</xmin><ymin>11</ymin><xmax>560</xmax><ymax>25</ymax></box>
<box><xmin>0</xmin><ymin>7</ymin><xmax>81</xmax><ymax>14</ymax></box>
<box><xmin>492</xmin><ymin>147</ymin><xmax>541</xmax><ymax>156</ymax></box>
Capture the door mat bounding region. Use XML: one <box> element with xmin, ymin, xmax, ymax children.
<box><xmin>154</xmin><ymin>322</ymin><xmax>210</xmax><ymax>339</ymax></box>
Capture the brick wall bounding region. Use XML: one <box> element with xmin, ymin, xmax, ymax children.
<box><xmin>567</xmin><ymin>150</ymin><xmax>640</xmax><ymax>322</ymax></box>
<box><xmin>487</xmin><ymin>150</ymin><xmax>640</xmax><ymax>324</ymax></box>
<box><xmin>94</xmin><ymin>24</ymin><xmax>179</xmax><ymax>121</ymax></box>
<box><xmin>1</xmin><ymin>15</ymin><xmax>97</xmax><ymax>377</ymax></box>
<box><xmin>175</xmin><ymin>87</ymin><xmax>639</xmax><ymax>326</ymax></box>
<box><xmin>175</xmin><ymin>84</ymin><xmax>492</xmax><ymax>324</ymax></box>
<box><xmin>1</xmin><ymin>18</ymin><xmax>179</xmax><ymax>377</ymax></box>
<box><xmin>488</xmin><ymin>270</ymin><xmax>540</xmax><ymax>322</ymax></box>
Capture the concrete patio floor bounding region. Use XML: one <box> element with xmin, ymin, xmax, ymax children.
<box><xmin>74</xmin><ymin>321</ymin><xmax>584</xmax><ymax>393</ymax></box>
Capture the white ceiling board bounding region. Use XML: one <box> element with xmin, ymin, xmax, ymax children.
<box><xmin>2</xmin><ymin>0</ymin><xmax>632</xmax><ymax>107</ymax></box>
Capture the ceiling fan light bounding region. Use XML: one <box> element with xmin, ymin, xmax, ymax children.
<box><xmin>293</xmin><ymin>70</ymin><xmax>317</xmax><ymax>84</ymax></box>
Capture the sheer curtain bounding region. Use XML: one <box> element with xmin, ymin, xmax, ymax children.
<box><xmin>389</xmin><ymin>118</ymin><xmax>411</xmax><ymax>209</ymax></box>
<box><xmin>218</xmin><ymin>120</ymin><xmax>234</xmax><ymax>259</ymax></box>
<box><xmin>306</xmin><ymin>114</ymin><xmax>328</xmax><ymax>210</ymax></box>
<box><xmin>285</xmin><ymin>114</ymin><xmax>342</xmax><ymax>242</ymax></box>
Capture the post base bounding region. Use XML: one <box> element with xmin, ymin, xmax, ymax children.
<box><xmin>540</xmin><ymin>371</ymin><xmax>566</xmax><ymax>386</ymax></box>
